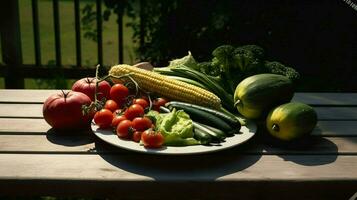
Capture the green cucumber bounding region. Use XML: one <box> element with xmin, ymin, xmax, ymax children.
<box><xmin>200</xmin><ymin>123</ymin><xmax>235</xmax><ymax>137</ymax></box>
<box><xmin>166</xmin><ymin>102</ymin><xmax>234</xmax><ymax>131</ymax></box>
<box><xmin>193</xmin><ymin>122</ymin><xmax>225</xmax><ymax>142</ymax></box>
<box><xmin>193</xmin><ymin>128</ymin><xmax>213</xmax><ymax>145</ymax></box>
<box><xmin>167</xmin><ymin>101</ymin><xmax>241</xmax><ymax>129</ymax></box>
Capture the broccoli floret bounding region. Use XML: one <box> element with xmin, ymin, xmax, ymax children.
<box><xmin>265</xmin><ymin>61</ymin><xmax>300</xmax><ymax>82</ymax></box>
<box><xmin>211</xmin><ymin>45</ymin><xmax>236</xmax><ymax>74</ymax></box>
<box><xmin>197</xmin><ymin>61</ymin><xmax>220</xmax><ymax>76</ymax></box>
<box><xmin>212</xmin><ymin>45</ymin><xmax>235</xmax><ymax>59</ymax></box>
<box><xmin>233</xmin><ymin>47</ymin><xmax>262</xmax><ymax>72</ymax></box>
<box><xmin>240</xmin><ymin>45</ymin><xmax>265</xmax><ymax>60</ymax></box>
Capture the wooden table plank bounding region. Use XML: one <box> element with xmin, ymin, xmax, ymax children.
<box><xmin>293</xmin><ymin>92</ymin><xmax>357</xmax><ymax>106</ymax></box>
<box><xmin>0</xmin><ymin>154</ymin><xmax>356</xmax><ymax>181</ymax></box>
<box><xmin>0</xmin><ymin>89</ymin><xmax>67</xmax><ymax>103</ymax></box>
<box><xmin>0</xmin><ymin>134</ymin><xmax>356</xmax><ymax>155</ymax></box>
<box><xmin>0</xmin><ymin>118</ymin><xmax>50</xmax><ymax>133</ymax></box>
<box><xmin>0</xmin><ymin>104</ymin><xmax>43</xmax><ymax>118</ymax></box>
<box><xmin>0</xmin><ymin>118</ymin><xmax>356</xmax><ymax>136</ymax></box>
<box><xmin>0</xmin><ymin>179</ymin><xmax>355</xmax><ymax>200</ymax></box>
<box><xmin>0</xmin><ymin>135</ymin><xmax>96</xmax><ymax>153</ymax></box>
<box><xmin>314</xmin><ymin>107</ymin><xmax>357</xmax><ymax>120</ymax></box>
<box><xmin>1</xmin><ymin>103</ymin><xmax>357</xmax><ymax>119</ymax></box>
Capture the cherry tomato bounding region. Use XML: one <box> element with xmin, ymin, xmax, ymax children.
<box><xmin>132</xmin><ymin>131</ymin><xmax>142</xmax><ymax>143</ymax></box>
<box><xmin>141</xmin><ymin>130</ymin><xmax>164</xmax><ymax>148</ymax></box>
<box><xmin>116</xmin><ymin>120</ymin><xmax>134</xmax><ymax>138</ymax></box>
<box><xmin>132</xmin><ymin>117</ymin><xmax>152</xmax><ymax>131</ymax></box>
<box><xmin>133</xmin><ymin>98</ymin><xmax>149</xmax><ymax>109</ymax></box>
<box><xmin>110</xmin><ymin>84</ymin><xmax>129</xmax><ymax>105</ymax></box>
<box><xmin>153</xmin><ymin>98</ymin><xmax>168</xmax><ymax>111</ymax></box>
<box><xmin>111</xmin><ymin>115</ymin><xmax>127</xmax><ymax>127</ymax></box>
<box><xmin>124</xmin><ymin>104</ymin><xmax>145</xmax><ymax>120</ymax></box>
<box><xmin>140</xmin><ymin>95</ymin><xmax>149</xmax><ymax>102</ymax></box>
<box><xmin>104</xmin><ymin>100</ymin><xmax>118</xmax><ymax>112</ymax></box>
<box><xmin>94</xmin><ymin>109</ymin><xmax>113</xmax><ymax>129</ymax></box>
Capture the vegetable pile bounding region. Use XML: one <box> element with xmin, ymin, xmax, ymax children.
<box><xmin>42</xmin><ymin>44</ymin><xmax>317</xmax><ymax>150</ymax></box>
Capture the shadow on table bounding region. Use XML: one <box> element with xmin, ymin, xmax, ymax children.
<box><xmin>46</xmin><ymin>128</ymin><xmax>95</xmax><ymax>147</ymax></box>
<box><xmin>259</xmin><ymin>126</ymin><xmax>338</xmax><ymax>166</ymax></box>
<box><xmin>95</xmin><ymin>135</ymin><xmax>263</xmax><ymax>180</ymax></box>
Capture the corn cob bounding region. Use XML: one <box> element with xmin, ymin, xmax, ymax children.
<box><xmin>109</xmin><ymin>64</ymin><xmax>222</xmax><ymax>109</ymax></box>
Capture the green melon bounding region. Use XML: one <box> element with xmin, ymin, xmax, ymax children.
<box><xmin>266</xmin><ymin>102</ymin><xmax>318</xmax><ymax>141</ymax></box>
<box><xmin>234</xmin><ymin>74</ymin><xmax>294</xmax><ymax>119</ymax></box>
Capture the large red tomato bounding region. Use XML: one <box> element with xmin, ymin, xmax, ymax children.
<box><xmin>43</xmin><ymin>91</ymin><xmax>93</xmax><ymax>130</ymax></box>
<box><xmin>72</xmin><ymin>77</ymin><xmax>111</xmax><ymax>101</ymax></box>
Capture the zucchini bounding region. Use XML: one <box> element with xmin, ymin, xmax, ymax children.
<box><xmin>193</xmin><ymin>122</ymin><xmax>225</xmax><ymax>142</ymax></box>
<box><xmin>166</xmin><ymin>101</ymin><xmax>234</xmax><ymax>131</ymax></box>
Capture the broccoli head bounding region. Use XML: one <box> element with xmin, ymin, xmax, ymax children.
<box><xmin>212</xmin><ymin>45</ymin><xmax>235</xmax><ymax>59</ymax></box>
<box><xmin>240</xmin><ymin>45</ymin><xmax>265</xmax><ymax>60</ymax></box>
<box><xmin>265</xmin><ymin>61</ymin><xmax>300</xmax><ymax>82</ymax></box>
<box><xmin>197</xmin><ymin>61</ymin><xmax>221</xmax><ymax>76</ymax></box>
<box><xmin>233</xmin><ymin>47</ymin><xmax>263</xmax><ymax>72</ymax></box>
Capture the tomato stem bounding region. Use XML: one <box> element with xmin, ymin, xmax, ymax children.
<box><xmin>61</xmin><ymin>90</ymin><xmax>68</xmax><ymax>103</ymax></box>
<box><xmin>86</xmin><ymin>77</ymin><xmax>91</xmax><ymax>83</ymax></box>
<box><xmin>94</xmin><ymin>64</ymin><xmax>100</xmax><ymax>103</ymax></box>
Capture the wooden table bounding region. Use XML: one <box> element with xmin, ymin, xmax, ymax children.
<box><xmin>0</xmin><ymin>89</ymin><xmax>356</xmax><ymax>199</ymax></box>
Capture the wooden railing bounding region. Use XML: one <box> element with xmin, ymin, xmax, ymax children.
<box><xmin>0</xmin><ymin>0</ymin><xmax>139</xmax><ymax>89</ymax></box>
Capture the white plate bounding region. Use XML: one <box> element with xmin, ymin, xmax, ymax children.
<box><xmin>91</xmin><ymin>120</ymin><xmax>257</xmax><ymax>155</ymax></box>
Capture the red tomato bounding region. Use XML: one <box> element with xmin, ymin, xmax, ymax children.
<box><xmin>116</xmin><ymin>98</ymin><xmax>127</xmax><ymax>109</ymax></box>
<box><xmin>124</xmin><ymin>104</ymin><xmax>145</xmax><ymax>120</ymax></box>
<box><xmin>116</xmin><ymin>120</ymin><xmax>134</xmax><ymax>138</ymax></box>
<box><xmin>72</xmin><ymin>77</ymin><xmax>111</xmax><ymax>101</ymax></box>
<box><xmin>132</xmin><ymin>117</ymin><xmax>152</xmax><ymax>131</ymax></box>
<box><xmin>132</xmin><ymin>131</ymin><xmax>142</xmax><ymax>142</ymax></box>
<box><xmin>104</xmin><ymin>100</ymin><xmax>118</xmax><ymax>112</ymax></box>
<box><xmin>111</xmin><ymin>115</ymin><xmax>127</xmax><ymax>127</ymax></box>
<box><xmin>94</xmin><ymin>109</ymin><xmax>113</xmax><ymax>129</ymax></box>
<box><xmin>110</xmin><ymin>84</ymin><xmax>129</xmax><ymax>104</ymax></box>
<box><xmin>133</xmin><ymin>98</ymin><xmax>149</xmax><ymax>109</ymax></box>
<box><xmin>152</xmin><ymin>98</ymin><xmax>168</xmax><ymax>111</ymax></box>
<box><xmin>43</xmin><ymin>91</ymin><xmax>93</xmax><ymax>130</ymax></box>
<box><xmin>141</xmin><ymin>130</ymin><xmax>164</xmax><ymax>148</ymax></box>
<box><xmin>140</xmin><ymin>95</ymin><xmax>149</xmax><ymax>102</ymax></box>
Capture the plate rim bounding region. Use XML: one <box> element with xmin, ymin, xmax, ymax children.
<box><xmin>91</xmin><ymin>120</ymin><xmax>256</xmax><ymax>155</ymax></box>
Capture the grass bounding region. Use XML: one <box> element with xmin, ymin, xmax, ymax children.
<box><xmin>20</xmin><ymin>0</ymin><xmax>137</xmax><ymax>66</ymax></box>
<box><xmin>0</xmin><ymin>0</ymin><xmax>137</xmax><ymax>89</ymax></box>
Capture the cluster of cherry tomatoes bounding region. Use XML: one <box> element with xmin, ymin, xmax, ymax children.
<box><xmin>92</xmin><ymin>83</ymin><xmax>168</xmax><ymax>148</ymax></box>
